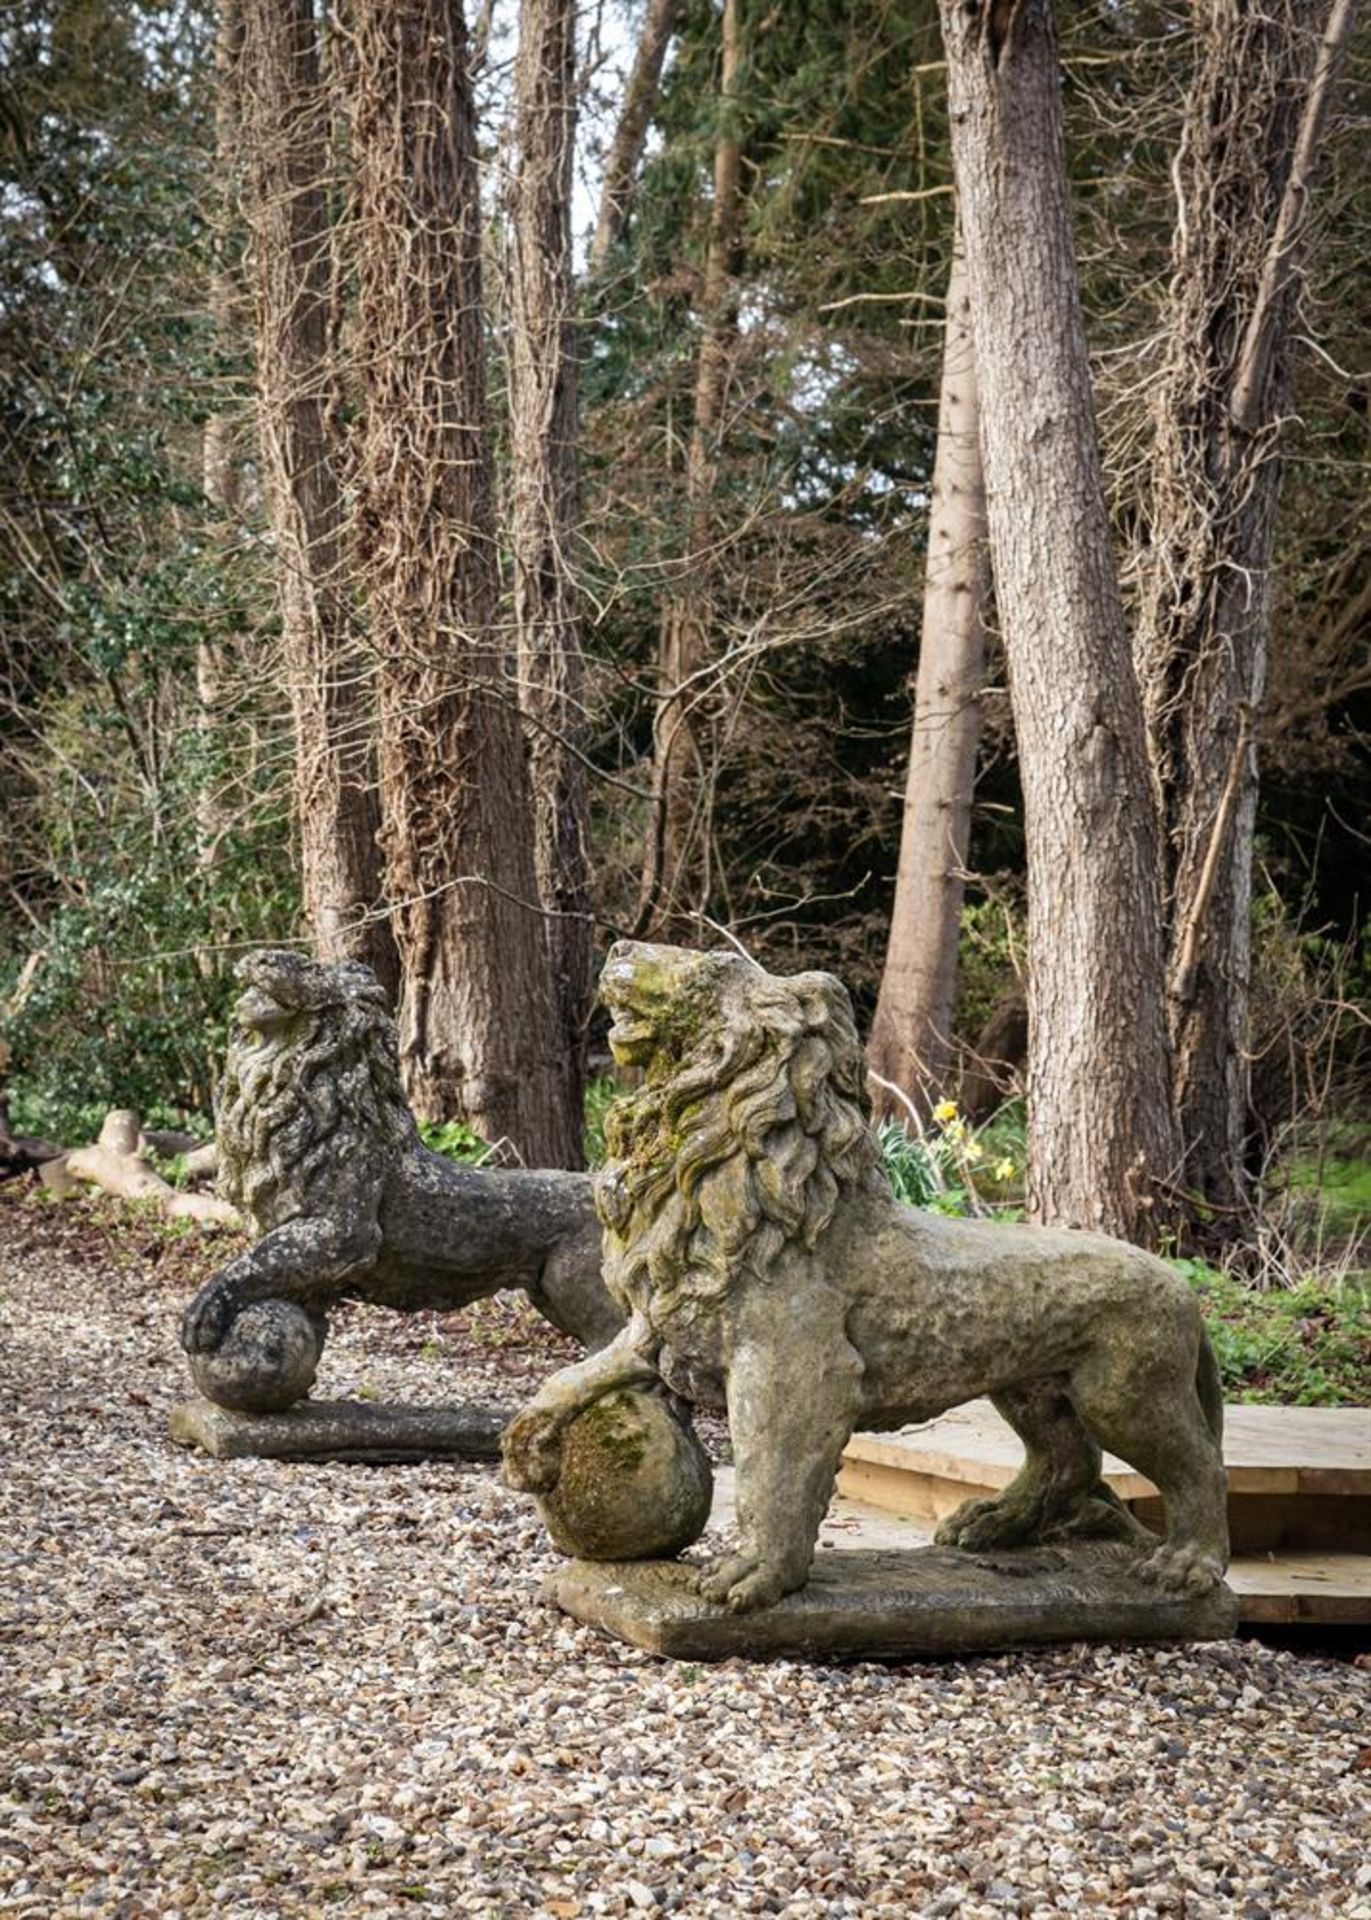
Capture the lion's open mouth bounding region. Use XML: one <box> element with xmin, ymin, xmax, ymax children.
<box><xmin>234</xmin><ymin>986</ymin><xmax>293</xmax><ymax>1034</ymax></box>
<box><xmin>602</xmin><ymin>948</ymin><xmax>668</xmax><ymax>1058</ymax></box>
<box><xmin>606</xmin><ymin>1010</ymin><xmax>660</xmax><ymax>1063</ymax></box>
<box><xmin>601</xmin><ymin>940</ymin><xmax>722</xmax><ymax>1065</ymax></box>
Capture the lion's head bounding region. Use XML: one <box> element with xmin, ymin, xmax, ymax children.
<box><xmin>594</xmin><ymin>941</ymin><xmax>883</xmax><ymax>1322</ymax></box>
<box><xmin>217</xmin><ymin>949</ymin><xmax>414</xmax><ymax>1224</ymax></box>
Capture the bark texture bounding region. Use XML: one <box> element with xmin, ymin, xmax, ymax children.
<box><xmin>508</xmin><ymin>0</ymin><xmax>592</xmax><ymax>1166</ymax></box>
<box><xmin>938</xmin><ymin>0</ymin><xmax>1177</xmax><ymax>1241</ymax></box>
<box><xmin>1132</xmin><ymin>0</ymin><xmax>1354</xmax><ymax>1212</ymax></box>
<box><xmin>239</xmin><ymin>0</ymin><xmax>394</xmax><ymax>986</ymax></box>
<box><xmin>869</xmin><ymin>225</ymin><xmax>988</xmax><ymax>1120</ymax></box>
<box><xmin>197</xmin><ymin>0</ymin><xmax>244</xmax><ymax>873</ymax></box>
<box><xmin>203</xmin><ymin>0</ymin><xmax>243</xmax><ymax>535</ymax></box>
<box><xmin>637</xmin><ymin>0</ymin><xmax>742</xmax><ymax>937</ymax></box>
<box><xmin>351</xmin><ymin>0</ymin><xmax>570</xmax><ymax>1164</ymax></box>
<box><xmin>589</xmin><ymin>0</ymin><xmax>680</xmax><ymax>274</ymax></box>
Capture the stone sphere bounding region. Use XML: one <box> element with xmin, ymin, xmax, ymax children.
<box><xmin>537</xmin><ymin>1387</ymin><xmax>713</xmax><ymax>1562</ymax></box>
<box><xmin>189</xmin><ymin>1299</ymin><xmax>325</xmax><ymax>1414</ymax></box>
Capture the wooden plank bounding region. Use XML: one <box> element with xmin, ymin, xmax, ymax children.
<box><xmin>1227</xmin><ymin>1552</ymin><xmax>1371</xmax><ymax>1626</ymax></box>
<box><xmin>844</xmin><ymin>1399</ymin><xmax>1371</xmax><ymax>1501</ymax></box>
<box><xmin>836</xmin><ymin>1457</ymin><xmax>997</xmax><ymax>1526</ymax></box>
<box><xmin>1299</xmin><ymin>1466</ymin><xmax>1371</xmax><ymax>1497</ymax></box>
<box><xmin>758</xmin><ymin>1475</ymin><xmax>1371</xmax><ymax>1628</ymax></box>
<box><xmin>842</xmin><ymin>1426</ymin><xmax>1021</xmax><ymax>1492</ymax></box>
<box><xmin>1222</xmin><ymin>1405</ymin><xmax>1369</xmax><ymax>1493</ymax></box>
<box><xmin>1131</xmin><ymin>1491</ymin><xmax>1370</xmax><ymax>1555</ymax></box>
<box><xmin>1225</xmin><ymin>1404</ymin><xmax>1369</xmax><ymax>1466</ymax></box>
<box><xmin>843</xmin><ymin>1409</ymin><xmax>1157</xmax><ymax>1498</ymax></box>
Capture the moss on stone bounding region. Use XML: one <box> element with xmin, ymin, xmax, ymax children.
<box><xmin>536</xmin><ymin>1386</ymin><xmax>713</xmax><ymax>1563</ymax></box>
<box><xmin>576</xmin><ymin>1391</ymin><xmax>649</xmax><ymax>1473</ymax></box>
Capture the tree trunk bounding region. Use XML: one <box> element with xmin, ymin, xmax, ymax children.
<box><xmin>350</xmin><ymin>0</ymin><xmax>571</xmax><ymax>1165</ymax></box>
<box><xmin>937</xmin><ymin>0</ymin><xmax>1178</xmax><ymax>1242</ymax></box>
<box><xmin>239</xmin><ymin>0</ymin><xmax>395</xmax><ymax>989</ymax></box>
<box><xmin>589</xmin><ymin>0</ymin><xmax>680</xmax><ymax>274</ymax></box>
<box><xmin>1132</xmin><ymin>0</ymin><xmax>1355</xmax><ymax>1213</ymax></box>
<box><xmin>507</xmin><ymin>0</ymin><xmax>593</xmax><ymax>1167</ymax></box>
<box><xmin>869</xmin><ymin>221</ymin><xmax>988</xmax><ymax>1121</ymax></box>
<box><xmin>197</xmin><ymin>0</ymin><xmax>244</xmax><ymax>875</ymax></box>
<box><xmin>637</xmin><ymin>0</ymin><xmax>742</xmax><ymax>937</ymax></box>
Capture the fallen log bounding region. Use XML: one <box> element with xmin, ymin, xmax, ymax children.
<box><xmin>59</xmin><ymin>1110</ymin><xmax>241</xmax><ymax>1230</ymax></box>
<box><xmin>0</xmin><ymin>1093</ymin><xmax>64</xmax><ymax>1176</ymax></box>
<box><xmin>0</xmin><ymin>1122</ymin><xmax>65</xmax><ymax>1177</ymax></box>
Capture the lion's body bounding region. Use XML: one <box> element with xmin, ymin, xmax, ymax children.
<box><xmin>182</xmin><ymin>953</ymin><xmax>621</xmax><ymax>1395</ymax></box>
<box><xmin>504</xmin><ymin>942</ymin><xmax>1230</xmax><ymax>1615</ymax></box>
<box><xmin>634</xmin><ymin>1195</ymin><xmax>1221</xmax><ymax>1439</ymax></box>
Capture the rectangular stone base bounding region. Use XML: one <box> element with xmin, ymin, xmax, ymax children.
<box><xmin>169</xmin><ymin>1396</ymin><xmax>511</xmax><ymax>1463</ymax></box>
<box><xmin>546</xmin><ymin>1542</ymin><xmax>1240</xmax><ymax>1661</ymax></box>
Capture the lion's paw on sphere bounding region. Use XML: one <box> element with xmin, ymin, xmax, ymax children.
<box><xmin>187</xmin><ymin>1299</ymin><xmax>325</xmax><ymax>1414</ymax></box>
<box><xmin>510</xmin><ymin>1386</ymin><xmax>713</xmax><ymax>1563</ymax></box>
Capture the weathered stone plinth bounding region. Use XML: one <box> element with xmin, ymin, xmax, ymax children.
<box><xmin>546</xmin><ymin>1542</ymin><xmax>1239</xmax><ymax>1661</ymax></box>
<box><xmin>169</xmin><ymin>1396</ymin><xmax>511</xmax><ymax>1463</ymax></box>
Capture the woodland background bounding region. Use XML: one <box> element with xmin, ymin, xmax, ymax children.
<box><xmin>1</xmin><ymin>1</ymin><xmax>1367</xmax><ymax>1314</ymax></box>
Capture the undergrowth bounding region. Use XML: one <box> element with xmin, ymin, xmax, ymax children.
<box><xmin>1174</xmin><ymin>1258</ymin><xmax>1369</xmax><ymax>1407</ymax></box>
<box><xmin>418</xmin><ymin>1119</ymin><xmax>493</xmax><ymax>1167</ymax></box>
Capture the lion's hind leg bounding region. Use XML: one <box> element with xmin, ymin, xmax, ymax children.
<box><xmin>1068</xmin><ymin>1351</ymin><xmax>1229</xmax><ymax>1596</ymax></box>
<box><xmin>935</xmin><ymin>1379</ymin><xmax>1147</xmax><ymax>1553</ymax></box>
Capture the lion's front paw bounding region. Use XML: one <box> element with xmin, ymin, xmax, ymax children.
<box><xmin>697</xmin><ymin>1552</ymin><xmax>792</xmax><ymax>1615</ymax></box>
<box><xmin>501</xmin><ymin>1407</ymin><xmax>564</xmax><ymax>1495</ymax></box>
<box><xmin>1139</xmin><ymin>1541</ymin><xmax>1226</xmax><ymax>1597</ymax></box>
<box><xmin>181</xmin><ymin>1277</ymin><xmax>240</xmax><ymax>1355</ymax></box>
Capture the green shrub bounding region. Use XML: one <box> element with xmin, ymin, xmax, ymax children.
<box><xmin>1175</xmin><ymin>1257</ymin><xmax>1370</xmax><ymax>1406</ymax></box>
<box><xmin>2</xmin><ymin>789</ymin><xmax>294</xmax><ymax>1143</ymax></box>
<box><xmin>954</xmin><ymin>895</ymin><xmax>1025</xmax><ymax>1044</ymax></box>
<box><xmin>419</xmin><ymin>1119</ymin><xmax>493</xmax><ymax>1166</ymax></box>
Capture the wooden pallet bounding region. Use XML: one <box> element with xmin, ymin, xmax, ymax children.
<box><xmin>837</xmin><ymin>1401</ymin><xmax>1371</xmax><ymax>1627</ymax></box>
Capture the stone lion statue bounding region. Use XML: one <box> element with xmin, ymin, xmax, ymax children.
<box><xmin>503</xmin><ymin>941</ymin><xmax>1230</xmax><ymax>1615</ymax></box>
<box><xmin>180</xmin><ymin>949</ymin><xmax>622</xmax><ymax>1405</ymax></box>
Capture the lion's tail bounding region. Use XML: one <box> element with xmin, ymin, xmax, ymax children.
<box><xmin>1196</xmin><ymin>1326</ymin><xmax>1224</xmax><ymax>1445</ymax></box>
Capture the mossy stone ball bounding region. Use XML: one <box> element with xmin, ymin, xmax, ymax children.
<box><xmin>537</xmin><ymin>1387</ymin><xmax>713</xmax><ymax>1562</ymax></box>
<box><xmin>188</xmin><ymin>1299</ymin><xmax>325</xmax><ymax>1414</ymax></box>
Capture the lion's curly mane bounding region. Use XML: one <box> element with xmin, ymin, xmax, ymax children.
<box><xmin>595</xmin><ymin>961</ymin><xmax>883</xmax><ymax>1322</ymax></box>
<box><xmin>217</xmin><ymin>952</ymin><xmax>415</xmax><ymax>1223</ymax></box>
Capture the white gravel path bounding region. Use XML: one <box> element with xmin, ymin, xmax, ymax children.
<box><xmin>1</xmin><ymin>1190</ymin><xmax>1367</xmax><ymax>1919</ymax></box>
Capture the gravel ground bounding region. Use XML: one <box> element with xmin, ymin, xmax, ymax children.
<box><xmin>1</xmin><ymin>1187</ymin><xmax>1368</xmax><ymax>1920</ymax></box>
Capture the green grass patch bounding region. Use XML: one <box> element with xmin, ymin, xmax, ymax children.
<box><xmin>1174</xmin><ymin>1257</ymin><xmax>1370</xmax><ymax>1406</ymax></box>
<box><xmin>1277</xmin><ymin>1147</ymin><xmax>1371</xmax><ymax>1238</ymax></box>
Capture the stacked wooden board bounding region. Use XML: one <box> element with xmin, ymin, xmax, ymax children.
<box><xmin>838</xmin><ymin>1401</ymin><xmax>1371</xmax><ymax>1626</ymax></box>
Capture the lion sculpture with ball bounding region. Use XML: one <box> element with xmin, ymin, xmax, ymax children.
<box><xmin>503</xmin><ymin>941</ymin><xmax>1230</xmax><ymax>1615</ymax></box>
<box><xmin>181</xmin><ymin>950</ymin><xmax>621</xmax><ymax>1413</ymax></box>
